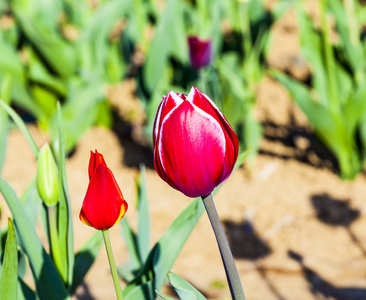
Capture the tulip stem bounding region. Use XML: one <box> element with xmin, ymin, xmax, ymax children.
<box><xmin>48</xmin><ymin>205</ymin><xmax>67</xmax><ymax>283</ymax></box>
<box><xmin>102</xmin><ymin>229</ymin><xmax>124</xmax><ymax>300</ymax></box>
<box><xmin>202</xmin><ymin>193</ymin><xmax>246</xmax><ymax>300</ymax></box>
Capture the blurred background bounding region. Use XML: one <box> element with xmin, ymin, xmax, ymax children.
<box><xmin>2</xmin><ymin>0</ymin><xmax>366</xmax><ymax>299</ymax></box>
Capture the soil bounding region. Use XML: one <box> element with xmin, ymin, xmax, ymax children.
<box><xmin>2</xmin><ymin>5</ymin><xmax>366</xmax><ymax>300</ymax></box>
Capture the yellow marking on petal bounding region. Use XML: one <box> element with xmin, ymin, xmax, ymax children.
<box><xmin>80</xmin><ymin>210</ymin><xmax>93</xmax><ymax>228</ymax></box>
<box><xmin>113</xmin><ymin>201</ymin><xmax>128</xmax><ymax>227</ymax></box>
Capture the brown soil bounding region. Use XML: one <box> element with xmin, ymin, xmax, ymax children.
<box><xmin>2</xmin><ymin>5</ymin><xmax>366</xmax><ymax>300</ymax></box>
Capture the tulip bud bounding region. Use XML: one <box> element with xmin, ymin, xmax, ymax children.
<box><xmin>187</xmin><ymin>36</ymin><xmax>212</xmax><ymax>70</ymax></box>
<box><xmin>153</xmin><ymin>86</ymin><xmax>239</xmax><ymax>198</ymax></box>
<box><xmin>36</xmin><ymin>143</ymin><xmax>59</xmax><ymax>206</ymax></box>
<box><xmin>80</xmin><ymin>150</ymin><xmax>128</xmax><ymax>230</ymax></box>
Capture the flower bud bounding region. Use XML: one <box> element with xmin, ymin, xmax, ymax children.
<box><xmin>153</xmin><ymin>86</ymin><xmax>239</xmax><ymax>198</ymax></box>
<box><xmin>80</xmin><ymin>150</ymin><xmax>128</xmax><ymax>230</ymax></box>
<box><xmin>187</xmin><ymin>36</ymin><xmax>212</xmax><ymax>69</ymax></box>
<box><xmin>36</xmin><ymin>143</ymin><xmax>59</xmax><ymax>206</ymax></box>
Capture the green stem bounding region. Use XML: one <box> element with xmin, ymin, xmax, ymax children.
<box><xmin>102</xmin><ymin>229</ymin><xmax>124</xmax><ymax>300</ymax></box>
<box><xmin>48</xmin><ymin>205</ymin><xmax>67</xmax><ymax>282</ymax></box>
<box><xmin>202</xmin><ymin>194</ymin><xmax>246</xmax><ymax>300</ymax></box>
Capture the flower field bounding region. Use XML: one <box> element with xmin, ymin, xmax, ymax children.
<box><xmin>1</xmin><ymin>0</ymin><xmax>366</xmax><ymax>299</ymax></box>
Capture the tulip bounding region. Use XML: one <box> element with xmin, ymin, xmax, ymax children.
<box><xmin>80</xmin><ymin>150</ymin><xmax>128</xmax><ymax>230</ymax></box>
<box><xmin>153</xmin><ymin>86</ymin><xmax>239</xmax><ymax>198</ymax></box>
<box><xmin>187</xmin><ymin>36</ymin><xmax>212</xmax><ymax>69</ymax></box>
<box><xmin>36</xmin><ymin>143</ymin><xmax>59</xmax><ymax>206</ymax></box>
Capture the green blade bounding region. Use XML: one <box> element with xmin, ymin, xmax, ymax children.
<box><xmin>0</xmin><ymin>100</ymin><xmax>39</xmax><ymax>157</ymax></box>
<box><xmin>167</xmin><ymin>272</ymin><xmax>206</xmax><ymax>300</ymax></box>
<box><xmin>0</xmin><ymin>75</ymin><xmax>12</xmax><ymax>173</ymax></box>
<box><xmin>70</xmin><ymin>231</ymin><xmax>103</xmax><ymax>294</ymax></box>
<box><xmin>0</xmin><ymin>218</ymin><xmax>18</xmax><ymax>300</ymax></box>
<box><xmin>0</xmin><ymin>178</ymin><xmax>68</xmax><ymax>300</ymax></box>
<box><xmin>123</xmin><ymin>197</ymin><xmax>205</xmax><ymax>298</ymax></box>
<box><xmin>56</xmin><ymin>103</ymin><xmax>74</xmax><ymax>288</ymax></box>
<box><xmin>137</xmin><ymin>165</ymin><xmax>150</xmax><ymax>262</ymax></box>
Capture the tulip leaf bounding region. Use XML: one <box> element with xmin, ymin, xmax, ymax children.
<box><xmin>296</xmin><ymin>2</ymin><xmax>328</xmax><ymax>106</ymax></box>
<box><xmin>0</xmin><ymin>178</ymin><xmax>68</xmax><ymax>300</ymax></box>
<box><xmin>18</xmin><ymin>278</ymin><xmax>37</xmax><ymax>300</ymax></box>
<box><xmin>56</xmin><ymin>103</ymin><xmax>74</xmax><ymax>288</ymax></box>
<box><xmin>272</xmin><ymin>70</ymin><xmax>360</xmax><ymax>179</ymax></box>
<box><xmin>155</xmin><ymin>291</ymin><xmax>175</xmax><ymax>300</ymax></box>
<box><xmin>137</xmin><ymin>164</ymin><xmax>150</xmax><ymax>263</ymax></box>
<box><xmin>0</xmin><ymin>41</ymin><xmax>41</xmax><ymax>118</ymax></box>
<box><xmin>70</xmin><ymin>231</ymin><xmax>103</xmax><ymax>294</ymax></box>
<box><xmin>143</xmin><ymin>0</ymin><xmax>186</xmax><ymax>92</ymax></box>
<box><xmin>51</xmin><ymin>80</ymin><xmax>104</xmax><ymax>152</ymax></box>
<box><xmin>120</xmin><ymin>217</ymin><xmax>142</xmax><ymax>277</ymax></box>
<box><xmin>166</xmin><ymin>272</ymin><xmax>207</xmax><ymax>300</ymax></box>
<box><xmin>0</xmin><ymin>100</ymin><xmax>39</xmax><ymax>157</ymax></box>
<box><xmin>124</xmin><ymin>281</ymin><xmax>155</xmax><ymax>300</ymax></box>
<box><xmin>123</xmin><ymin>197</ymin><xmax>205</xmax><ymax>298</ymax></box>
<box><xmin>0</xmin><ymin>218</ymin><xmax>18</xmax><ymax>300</ymax></box>
<box><xmin>20</xmin><ymin>179</ymin><xmax>43</xmax><ymax>228</ymax></box>
<box><xmin>11</xmin><ymin>1</ymin><xmax>76</xmax><ymax>78</ymax></box>
<box><xmin>0</xmin><ymin>74</ymin><xmax>12</xmax><ymax>174</ymax></box>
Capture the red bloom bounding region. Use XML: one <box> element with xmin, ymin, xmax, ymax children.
<box><xmin>153</xmin><ymin>87</ymin><xmax>238</xmax><ymax>198</ymax></box>
<box><xmin>187</xmin><ymin>36</ymin><xmax>212</xmax><ymax>69</ymax></box>
<box><xmin>80</xmin><ymin>151</ymin><xmax>128</xmax><ymax>230</ymax></box>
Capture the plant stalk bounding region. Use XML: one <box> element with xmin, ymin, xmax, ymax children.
<box><xmin>102</xmin><ymin>229</ymin><xmax>124</xmax><ymax>300</ymax></box>
<box><xmin>202</xmin><ymin>193</ymin><xmax>246</xmax><ymax>300</ymax></box>
<box><xmin>48</xmin><ymin>205</ymin><xmax>67</xmax><ymax>282</ymax></box>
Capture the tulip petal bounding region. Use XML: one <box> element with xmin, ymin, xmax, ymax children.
<box><xmin>153</xmin><ymin>91</ymin><xmax>185</xmax><ymax>146</ymax></box>
<box><xmin>88</xmin><ymin>150</ymin><xmax>107</xmax><ymax>179</ymax></box>
<box><xmin>157</xmin><ymin>101</ymin><xmax>226</xmax><ymax>197</ymax></box>
<box><xmin>80</xmin><ymin>164</ymin><xmax>127</xmax><ymax>230</ymax></box>
<box><xmin>188</xmin><ymin>87</ymin><xmax>239</xmax><ymax>178</ymax></box>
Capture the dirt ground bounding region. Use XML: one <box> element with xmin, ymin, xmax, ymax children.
<box><xmin>2</xmin><ymin>5</ymin><xmax>366</xmax><ymax>300</ymax></box>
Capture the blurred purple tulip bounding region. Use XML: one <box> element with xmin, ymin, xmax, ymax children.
<box><xmin>187</xmin><ymin>36</ymin><xmax>212</xmax><ymax>69</ymax></box>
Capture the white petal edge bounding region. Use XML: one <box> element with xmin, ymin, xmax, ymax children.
<box><xmin>158</xmin><ymin>100</ymin><xmax>226</xmax><ymax>176</ymax></box>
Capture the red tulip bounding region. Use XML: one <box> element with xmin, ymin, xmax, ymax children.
<box><xmin>187</xmin><ymin>36</ymin><xmax>212</xmax><ymax>69</ymax></box>
<box><xmin>153</xmin><ymin>87</ymin><xmax>239</xmax><ymax>198</ymax></box>
<box><xmin>80</xmin><ymin>150</ymin><xmax>128</xmax><ymax>230</ymax></box>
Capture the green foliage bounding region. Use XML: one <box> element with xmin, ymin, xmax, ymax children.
<box><xmin>0</xmin><ymin>219</ymin><xmax>18</xmax><ymax>300</ymax></box>
<box><xmin>156</xmin><ymin>272</ymin><xmax>207</xmax><ymax>300</ymax></box>
<box><xmin>0</xmin><ymin>101</ymin><xmax>103</xmax><ymax>299</ymax></box>
<box><xmin>273</xmin><ymin>0</ymin><xmax>366</xmax><ymax>179</ymax></box>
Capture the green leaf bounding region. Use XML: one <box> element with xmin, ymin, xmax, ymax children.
<box><xmin>123</xmin><ymin>197</ymin><xmax>205</xmax><ymax>298</ymax></box>
<box><xmin>143</xmin><ymin>0</ymin><xmax>187</xmax><ymax>92</ymax></box>
<box><xmin>167</xmin><ymin>272</ymin><xmax>207</xmax><ymax>300</ymax></box>
<box><xmin>80</xmin><ymin>0</ymin><xmax>131</xmax><ymax>76</ymax></box>
<box><xmin>0</xmin><ymin>178</ymin><xmax>68</xmax><ymax>300</ymax></box>
<box><xmin>0</xmin><ymin>75</ymin><xmax>12</xmax><ymax>173</ymax></box>
<box><xmin>137</xmin><ymin>165</ymin><xmax>150</xmax><ymax>262</ymax></box>
<box><xmin>70</xmin><ymin>231</ymin><xmax>103</xmax><ymax>294</ymax></box>
<box><xmin>51</xmin><ymin>81</ymin><xmax>104</xmax><ymax>152</ymax></box>
<box><xmin>296</xmin><ymin>3</ymin><xmax>329</xmax><ymax>106</ymax></box>
<box><xmin>155</xmin><ymin>291</ymin><xmax>175</xmax><ymax>300</ymax></box>
<box><xmin>18</xmin><ymin>278</ymin><xmax>37</xmax><ymax>300</ymax></box>
<box><xmin>120</xmin><ymin>218</ymin><xmax>142</xmax><ymax>274</ymax></box>
<box><xmin>343</xmin><ymin>81</ymin><xmax>366</xmax><ymax>135</ymax></box>
<box><xmin>0</xmin><ymin>218</ymin><xmax>18</xmax><ymax>300</ymax></box>
<box><xmin>124</xmin><ymin>281</ymin><xmax>155</xmax><ymax>300</ymax></box>
<box><xmin>56</xmin><ymin>103</ymin><xmax>74</xmax><ymax>289</ymax></box>
<box><xmin>273</xmin><ymin>70</ymin><xmax>360</xmax><ymax>179</ymax></box>
<box><xmin>11</xmin><ymin>1</ymin><xmax>76</xmax><ymax>77</ymax></box>
<box><xmin>20</xmin><ymin>179</ymin><xmax>43</xmax><ymax>227</ymax></box>
<box><xmin>0</xmin><ymin>100</ymin><xmax>39</xmax><ymax>157</ymax></box>
<box><xmin>0</xmin><ymin>42</ymin><xmax>41</xmax><ymax>117</ymax></box>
